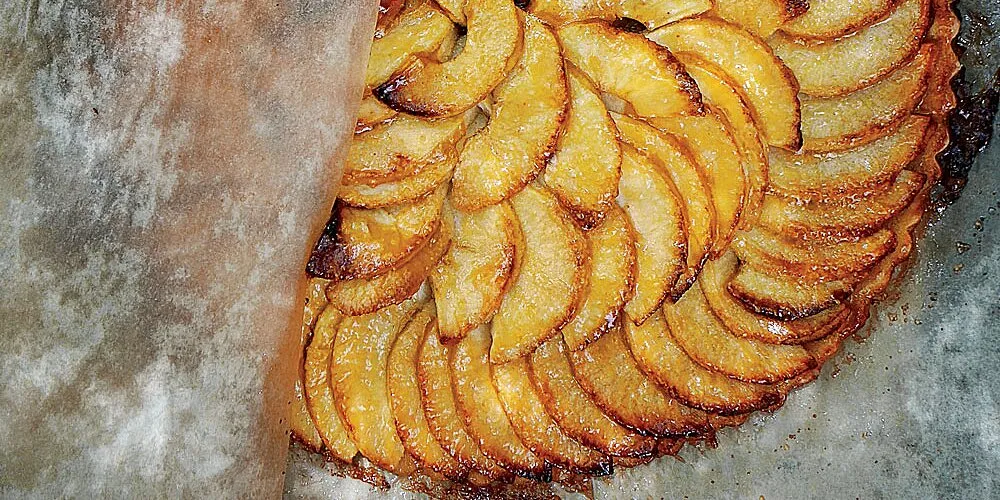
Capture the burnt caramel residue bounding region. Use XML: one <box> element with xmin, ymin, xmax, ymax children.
<box><xmin>937</xmin><ymin>67</ymin><xmax>1000</xmax><ymax>203</ymax></box>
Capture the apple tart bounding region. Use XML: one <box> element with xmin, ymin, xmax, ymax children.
<box><xmin>290</xmin><ymin>0</ymin><xmax>959</xmax><ymax>490</ymax></box>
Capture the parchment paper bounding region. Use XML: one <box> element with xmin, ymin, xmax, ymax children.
<box><xmin>0</xmin><ymin>0</ymin><xmax>376</xmax><ymax>496</ymax></box>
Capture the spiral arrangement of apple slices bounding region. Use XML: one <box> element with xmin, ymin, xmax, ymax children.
<box><xmin>288</xmin><ymin>0</ymin><xmax>960</xmax><ymax>489</ymax></box>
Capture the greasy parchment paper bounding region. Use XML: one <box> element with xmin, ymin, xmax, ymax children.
<box><xmin>0</xmin><ymin>0</ymin><xmax>376</xmax><ymax>496</ymax></box>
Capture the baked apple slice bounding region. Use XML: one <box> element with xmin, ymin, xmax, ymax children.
<box><xmin>529</xmin><ymin>338</ymin><xmax>657</xmax><ymax>457</ymax></box>
<box><xmin>343</xmin><ymin>112</ymin><xmax>466</xmax><ymax>186</ymax></box>
<box><xmin>291</xmin><ymin>278</ymin><xmax>329</xmax><ymax>451</ymax></box>
<box><xmin>769</xmin><ymin>0</ymin><xmax>931</xmax><ymax>97</ymax></box>
<box><xmin>338</xmin><ymin>150</ymin><xmax>456</xmax><ymax>209</ymax></box>
<box><xmin>557</xmin><ymin>21</ymin><xmax>702</xmax><ymax>118</ymax></box>
<box><xmin>732</xmin><ymin>228</ymin><xmax>897</xmax><ymax>283</ymax></box>
<box><xmin>782</xmin><ymin>0</ymin><xmax>897</xmax><ymax>39</ymax></box>
<box><xmin>527</xmin><ymin>0</ymin><xmax>710</xmax><ymax>28</ymax></box>
<box><xmin>365</xmin><ymin>2</ymin><xmax>458</xmax><ymax>88</ymax></box>
<box><xmin>569</xmin><ymin>323</ymin><xmax>712</xmax><ymax>436</ymax></box>
<box><xmin>647</xmin><ymin>18</ymin><xmax>801</xmax><ymax>150</ymax></box>
<box><xmin>355</xmin><ymin>91</ymin><xmax>397</xmax><ymax>133</ymax></box>
<box><xmin>303</xmin><ymin>304</ymin><xmax>358</xmax><ymax>462</ymax></box>
<box><xmin>712</xmin><ymin>0</ymin><xmax>808</xmax><ymax>38</ymax></box>
<box><xmin>728</xmin><ymin>264</ymin><xmax>853</xmax><ymax>320</ymax></box>
<box><xmin>451</xmin><ymin>325</ymin><xmax>549</xmax><ymax>480</ymax></box>
<box><xmin>491</xmin><ymin>185</ymin><xmax>587</xmax><ymax>364</ymax></box>
<box><xmin>375</xmin><ymin>0</ymin><xmax>522</xmax><ymax>117</ymax></box>
<box><xmin>451</xmin><ymin>15</ymin><xmax>568</xmax><ymax>211</ymax></box>
<box><xmin>617</xmin><ymin>145</ymin><xmax>686</xmax><ymax>323</ymax></box>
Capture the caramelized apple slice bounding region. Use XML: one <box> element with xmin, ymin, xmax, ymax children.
<box><xmin>343</xmin><ymin>113</ymin><xmax>466</xmax><ymax>186</ymax></box>
<box><xmin>544</xmin><ymin>68</ymin><xmax>622</xmax><ymax>226</ymax></box>
<box><xmin>338</xmin><ymin>150</ymin><xmax>457</xmax><ymax>209</ymax></box>
<box><xmin>733</xmin><ymin>228</ymin><xmax>897</xmax><ymax>282</ymax></box>
<box><xmin>653</xmin><ymin>109</ymin><xmax>746</xmax><ymax>256</ymax></box>
<box><xmin>801</xmin><ymin>45</ymin><xmax>933</xmax><ymax>153</ymax></box>
<box><xmin>491</xmin><ymin>185</ymin><xmax>587</xmax><ymax>363</ymax></box>
<box><xmin>617</xmin><ymin>145</ymin><xmax>686</xmax><ymax>323</ymax></box>
<box><xmin>613</xmin><ymin>113</ymin><xmax>714</xmax><ymax>298</ymax></box>
<box><xmin>561</xmin><ymin>205</ymin><xmax>636</xmax><ymax>351</ymax></box>
<box><xmin>527</xmin><ymin>0</ymin><xmax>710</xmax><ymax>28</ymax></box>
<box><xmin>375</xmin><ymin>0</ymin><xmax>522</xmax><ymax>117</ymax></box>
<box><xmin>494</xmin><ymin>357</ymin><xmax>612</xmax><ymax>474</ymax></box>
<box><xmin>529</xmin><ymin>338</ymin><xmax>657</xmax><ymax>457</ymax></box>
<box><xmin>662</xmin><ymin>286</ymin><xmax>817</xmax><ymax>383</ymax></box>
<box><xmin>303</xmin><ymin>304</ymin><xmax>359</xmax><ymax>460</ymax></box>
<box><xmin>701</xmin><ymin>253</ymin><xmax>852</xmax><ymax>345</ymax></box>
<box><xmin>452</xmin><ymin>325</ymin><xmax>549</xmax><ymax>479</ymax></box>
<box><xmin>326</xmin><ymin>221</ymin><xmax>451</xmax><ymax>316</ymax></box>
<box><xmin>365</xmin><ymin>3</ymin><xmax>458</xmax><ymax>88</ymax></box>
<box><xmin>712</xmin><ymin>0</ymin><xmax>808</xmax><ymax>38</ymax></box>
<box><xmin>782</xmin><ymin>0</ymin><xmax>897</xmax><ymax>39</ymax></box>
<box><xmin>569</xmin><ymin>323</ymin><xmax>711</xmax><ymax>436</ymax></box>
<box><xmin>452</xmin><ymin>15</ymin><xmax>568</xmax><ymax>211</ymax></box>
<box><xmin>626</xmin><ymin>309</ymin><xmax>784</xmax><ymax>414</ymax></box>
<box><xmin>291</xmin><ymin>278</ymin><xmax>330</xmax><ymax>451</ymax></box>
<box><xmin>769</xmin><ymin>0</ymin><xmax>931</xmax><ymax>97</ymax></box>
<box><xmin>431</xmin><ymin>200</ymin><xmax>518</xmax><ymax>341</ymax></box>
<box><xmin>417</xmin><ymin>322</ymin><xmax>509</xmax><ymax>480</ymax></box>
<box><xmin>728</xmin><ymin>264</ymin><xmax>852</xmax><ymax>320</ymax></box>
<box><xmin>756</xmin><ymin>170</ymin><xmax>926</xmax><ymax>241</ymax></box>
<box><xmin>307</xmin><ymin>187</ymin><xmax>445</xmax><ymax>281</ymax></box>
<box><xmin>647</xmin><ymin>18</ymin><xmax>801</xmax><ymax>149</ymax></box>
<box><xmin>330</xmin><ymin>299</ymin><xmax>419</xmax><ymax>471</ymax></box>
<box><xmin>356</xmin><ymin>91</ymin><xmax>398</xmax><ymax>133</ymax></box>
<box><xmin>768</xmin><ymin>114</ymin><xmax>930</xmax><ymax>199</ymax></box>
<box><xmin>558</xmin><ymin>21</ymin><xmax>702</xmax><ymax>118</ymax></box>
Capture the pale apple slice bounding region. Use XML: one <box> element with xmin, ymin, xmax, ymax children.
<box><xmin>529</xmin><ymin>338</ymin><xmax>657</xmax><ymax>457</ymax></box>
<box><xmin>543</xmin><ymin>68</ymin><xmax>622</xmax><ymax>227</ymax></box>
<box><xmin>800</xmin><ymin>44</ymin><xmax>933</xmax><ymax>153</ymax></box>
<box><xmin>769</xmin><ymin>0</ymin><xmax>931</xmax><ymax>97</ymax></box>
<box><xmin>653</xmin><ymin>108</ymin><xmax>746</xmax><ymax>256</ymax></box>
<box><xmin>662</xmin><ymin>286</ymin><xmax>817</xmax><ymax>383</ymax></box>
<box><xmin>782</xmin><ymin>0</ymin><xmax>897</xmax><ymax>39</ymax></box>
<box><xmin>712</xmin><ymin>0</ymin><xmax>809</xmax><ymax>38</ymax></box>
<box><xmin>756</xmin><ymin>169</ymin><xmax>926</xmax><ymax>241</ymax></box>
<box><xmin>494</xmin><ymin>357</ymin><xmax>612</xmax><ymax>475</ymax></box>
<box><xmin>356</xmin><ymin>91</ymin><xmax>398</xmax><ymax>133</ymax></box>
<box><xmin>417</xmin><ymin>322</ymin><xmax>510</xmax><ymax>480</ymax></box>
<box><xmin>451</xmin><ymin>325</ymin><xmax>549</xmax><ymax>480</ymax></box>
<box><xmin>614</xmin><ymin>0</ymin><xmax>713</xmax><ymax>29</ymax></box>
<box><xmin>647</xmin><ymin>18</ymin><xmax>802</xmax><ymax>149</ymax></box>
<box><xmin>431</xmin><ymin>200</ymin><xmax>518</xmax><ymax>342</ymax></box>
<box><xmin>569</xmin><ymin>323</ymin><xmax>712</xmax><ymax>436</ymax></box>
<box><xmin>617</xmin><ymin>145</ymin><xmax>686</xmax><ymax>323</ymax></box>
<box><xmin>338</xmin><ymin>150</ymin><xmax>457</xmax><ymax>209</ymax></box>
<box><xmin>330</xmin><ymin>299</ymin><xmax>419</xmax><ymax>471</ymax></box>
<box><xmin>625</xmin><ymin>309</ymin><xmax>784</xmax><ymax>414</ymax></box>
<box><xmin>451</xmin><ymin>15</ymin><xmax>568</xmax><ymax>211</ymax></box>
<box><xmin>613</xmin><ymin>113</ymin><xmax>714</xmax><ymax>298</ymax></box>
<box><xmin>387</xmin><ymin>305</ymin><xmax>468</xmax><ymax>479</ymax></box>
<box><xmin>768</xmin><ymin>114</ymin><xmax>930</xmax><ymax>199</ymax></box>
<box><xmin>374</xmin><ymin>0</ymin><xmax>522</xmax><ymax>117</ymax></box>
<box><xmin>326</xmin><ymin>221</ymin><xmax>450</xmax><ymax>316</ymax></box>
<box><xmin>491</xmin><ymin>185</ymin><xmax>587</xmax><ymax>364</ymax></box>
<box><xmin>732</xmin><ymin>227</ymin><xmax>897</xmax><ymax>282</ymax></box>
<box><xmin>561</xmin><ymin>205</ymin><xmax>637</xmax><ymax>351</ymax></box>
<box><xmin>307</xmin><ymin>187</ymin><xmax>445</xmax><ymax>281</ymax></box>
<box><xmin>343</xmin><ymin>112</ymin><xmax>466</xmax><ymax>186</ymax></box>
<box><xmin>700</xmin><ymin>253</ymin><xmax>852</xmax><ymax>345</ymax></box>
<box><xmin>365</xmin><ymin>2</ymin><xmax>459</xmax><ymax>88</ymax></box>
<box><xmin>728</xmin><ymin>264</ymin><xmax>853</xmax><ymax>320</ymax></box>
<box><xmin>557</xmin><ymin>21</ymin><xmax>702</xmax><ymax>118</ymax></box>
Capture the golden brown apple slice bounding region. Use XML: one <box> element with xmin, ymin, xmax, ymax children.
<box><xmin>728</xmin><ymin>264</ymin><xmax>852</xmax><ymax>320</ymax></box>
<box><xmin>700</xmin><ymin>253</ymin><xmax>852</xmax><ymax>345</ymax></box>
<box><xmin>653</xmin><ymin>109</ymin><xmax>746</xmax><ymax>256</ymax></box>
<box><xmin>330</xmin><ymin>300</ymin><xmax>420</xmax><ymax>471</ymax></box>
<box><xmin>304</xmin><ymin>305</ymin><xmax>361</xmax><ymax>462</ymax></box>
<box><xmin>326</xmin><ymin>220</ymin><xmax>451</xmax><ymax>316</ymax></box>
<box><xmin>782</xmin><ymin>0</ymin><xmax>897</xmax><ymax>39</ymax></box>
<box><xmin>662</xmin><ymin>286</ymin><xmax>817</xmax><ymax>383</ymax></box>
<box><xmin>434</xmin><ymin>0</ymin><xmax>466</xmax><ymax>23</ymax></box>
<box><xmin>356</xmin><ymin>91</ymin><xmax>398</xmax><ymax>133</ymax></box>
<box><xmin>712</xmin><ymin>0</ymin><xmax>808</xmax><ymax>38</ymax></box>
<box><xmin>756</xmin><ymin>169</ymin><xmax>926</xmax><ymax>241</ymax></box>
<box><xmin>617</xmin><ymin>145</ymin><xmax>686</xmax><ymax>323</ymax></box>
<box><xmin>544</xmin><ymin>68</ymin><xmax>622</xmax><ymax>227</ymax></box>
<box><xmin>769</xmin><ymin>0</ymin><xmax>931</xmax><ymax>97</ymax></box>
<box><xmin>292</xmin><ymin>278</ymin><xmax>331</xmax><ymax>451</ymax></box>
<box><xmin>417</xmin><ymin>322</ymin><xmax>510</xmax><ymax>480</ymax></box>
<box><xmin>491</xmin><ymin>185</ymin><xmax>587</xmax><ymax>363</ymax></box>
<box><xmin>528</xmin><ymin>0</ymin><xmax>711</xmax><ymax>28</ymax></box>
<box><xmin>529</xmin><ymin>338</ymin><xmax>657</xmax><ymax>457</ymax></box>
<box><xmin>365</xmin><ymin>2</ymin><xmax>458</xmax><ymax>88</ymax></box>
<box><xmin>625</xmin><ymin>309</ymin><xmax>784</xmax><ymax>414</ymax></box>
<box><xmin>452</xmin><ymin>325</ymin><xmax>549</xmax><ymax>479</ymax></box>
<box><xmin>647</xmin><ymin>18</ymin><xmax>801</xmax><ymax>150</ymax></box>
<box><xmin>374</xmin><ymin>0</ymin><xmax>522</xmax><ymax>117</ymax></box>
<box><xmin>733</xmin><ymin>227</ymin><xmax>897</xmax><ymax>282</ymax></box>
<box><xmin>343</xmin><ymin>113</ymin><xmax>466</xmax><ymax>186</ymax></box>
<box><xmin>919</xmin><ymin>0</ymin><xmax>961</xmax><ymax>117</ymax></box>
<box><xmin>451</xmin><ymin>15</ymin><xmax>568</xmax><ymax>211</ymax></box>
<box><xmin>613</xmin><ymin>113</ymin><xmax>714</xmax><ymax>298</ymax></box>
<box><xmin>307</xmin><ymin>187</ymin><xmax>445</xmax><ymax>281</ymax></box>
<box><xmin>338</xmin><ymin>150</ymin><xmax>457</xmax><ymax>209</ymax></box>
<box><xmin>387</xmin><ymin>305</ymin><xmax>468</xmax><ymax>479</ymax></box>
<box><xmin>768</xmin><ymin>114</ymin><xmax>930</xmax><ymax>200</ymax></box>
<box><xmin>431</xmin><ymin>200</ymin><xmax>518</xmax><ymax>342</ymax></box>
<box><xmin>800</xmin><ymin>44</ymin><xmax>933</xmax><ymax>153</ymax></box>
<box><xmin>569</xmin><ymin>323</ymin><xmax>712</xmax><ymax>436</ymax></box>
<box><xmin>493</xmin><ymin>356</ymin><xmax>612</xmax><ymax>475</ymax></box>
<box><xmin>561</xmin><ymin>205</ymin><xmax>636</xmax><ymax>351</ymax></box>
<box><xmin>291</xmin><ymin>373</ymin><xmax>323</xmax><ymax>452</ymax></box>
<box><xmin>557</xmin><ymin>21</ymin><xmax>702</xmax><ymax>118</ymax></box>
